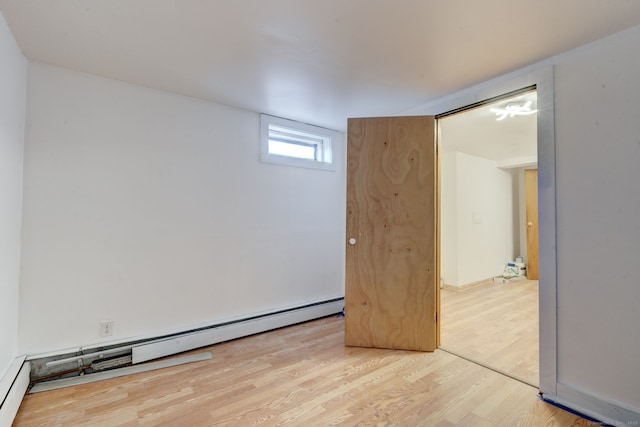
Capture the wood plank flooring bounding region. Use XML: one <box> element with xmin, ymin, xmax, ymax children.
<box><xmin>440</xmin><ymin>279</ymin><xmax>539</xmax><ymax>386</ymax></box>
<box><xmin>13</xmin><ymin>313</ymin><xmax>588</xmax><ymax>426</ymax></box>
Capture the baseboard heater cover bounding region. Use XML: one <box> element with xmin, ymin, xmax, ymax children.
<box><xmin>26</xmin><ymin>298</ymin><xmax>343</xmax><ymax>384</ymax></box>
<box><xmin>0</xmin><ymin>358</ymin><xmax>30</xmax><ymax>427</ymax></box>
<box><xmin>132</xmin><ymin>298</ymin><xmax>344</xmax><ymax>364</ymax></box>
<box><xmin>29</xmin><ymin>353</ymin><xmax>212</xmax><ymax>394</ymax></box>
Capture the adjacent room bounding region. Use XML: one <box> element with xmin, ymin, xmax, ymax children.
<box><xmin>2</xmin><ymin>1</ymin><xmax>640</xmax><ymax>425</ymax></box>
<box><xmin>439</xmin><ymin>90</ymin><xmax>539</xmax><ymax>386</ymax></box>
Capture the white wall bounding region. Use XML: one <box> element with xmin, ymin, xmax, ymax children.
<box><xmin>554</xmin><ymin>26</ymin><xmax>640</xmax><ymax>412</ymax></box>
<box><xmin>19</xmin><ymin>63</ymin><xmax>345</xmax><ymax>355</ymax></box>
<box><xmin>0</xmin><ymin>11</ymin><xmax>26</xmax><ymax>380</ymax></box>
<box><xmin>440</xmin><ymin>152</ymin><xmax>458</xmax><ymax>285</ymax></box>
<box><xmin>440</xmin><ymin>151</ymin><xmax>518</xmax><ymax>286</ymax></box>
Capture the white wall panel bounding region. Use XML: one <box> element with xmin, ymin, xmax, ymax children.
<box><xmin>440</xmin><ymin>151</ymin><xmax>517</xmax><ymax>286</ymax></box>
<box><xmin>0</xmin><ymin>9</ymin><xmax>26</xmax><ymax>383</ymax></box>
<box><xmin>554</xmin><ymin>25</ymin><xmax>640</xmax><ymax>411</ymax></box>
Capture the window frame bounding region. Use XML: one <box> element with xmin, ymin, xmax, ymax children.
<box><xmin>260</xmin><ymin>114</ymin><xmax>336</xmax><ymax>171</ymax></box>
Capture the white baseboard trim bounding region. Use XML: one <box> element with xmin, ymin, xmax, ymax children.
<box><xmin>542</xmin><ymin>383</ymin><xmax>640</xmax><ymax>426</ymax></box>
<box><xmin>0</xmin><ymin>358</ymin><xmax>30</xmax><ymax>427</ymax></box>
<box><xmin>132</xmin><ymin>298</ymin><xmax>344</xmax><ymax>363</ymax></box>
<box><xmin>442</xmin><ymin>277</ymin><xmax>494</xmax><ymax>291</ymax></box>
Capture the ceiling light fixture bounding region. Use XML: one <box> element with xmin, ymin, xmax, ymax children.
<box><xmin>490</xmin><ymin>100</ymin><xmax>538</xmax><ymax>121</ymax></box>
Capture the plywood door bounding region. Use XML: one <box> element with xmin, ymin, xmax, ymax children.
<box><xmin>525</xmin><ymin>169</ymin><xmax>539</xmax><ymax>280</ymax></box>
<box><xmin>345</xmin><ymin>116</ymin><xmax>437</xmax><ymax>351</ymax></box>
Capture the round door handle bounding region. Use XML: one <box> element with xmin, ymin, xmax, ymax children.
<box><xmin>527</xmin><ymin>221</ymin><xmax>534</xmax><ymax>227</ymax></box>
<box><xmin>348</xmin><ymin>238</ymin><xmax>357</xmax><ymax>245</ymax></box>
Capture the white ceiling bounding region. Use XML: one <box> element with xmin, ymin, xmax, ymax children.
<box><xmin>440</xmin><ymin>91</ymin><xmax>537</xmax><ymax>164</ymax></box>
<box><xmin>2</xmin><ymin>1</ymin><xmax>640</xmax><ymax>131</ymax></box>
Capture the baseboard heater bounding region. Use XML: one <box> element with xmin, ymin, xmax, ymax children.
<box><xmin>132</xmin><ymin>297</ymin><xmax>344</xmax><ymax>363</ymax></box>
<box><xmin>0</xmin><ymin>357</ymin><xmax>30</xmax><ymax>426</ymax></box>
<box><xmin>29</xmin><ymin>298</ymin><xmax>344</xmax><ymax>387</ymax></box>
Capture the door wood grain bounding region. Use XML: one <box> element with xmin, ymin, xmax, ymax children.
<box><xmin>345</xmin><ymin>116</ymin><xmax>437</xmax><ymax>351</ymax></box>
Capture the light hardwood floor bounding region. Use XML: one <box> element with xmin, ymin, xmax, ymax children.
<box><xmin>441</xmin><ymin>279</ymin><xmax>539</xmax><ymax>386</ymax></box>
<box><xmin>13</xmin><ymin>314</ymin><xmax>588</xmax><ymax>426</ymax></box>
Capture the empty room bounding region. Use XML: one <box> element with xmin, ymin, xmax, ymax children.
<box><xmin>2</xmin><ymin>1</ymin><xmax>640</xmax><ymax>426</ymax></box>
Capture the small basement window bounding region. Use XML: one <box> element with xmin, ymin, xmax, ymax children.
<box><xmin>260</xmin><ymin>114</ymin><xmax>335</xmax><ymax>170</ymax></box>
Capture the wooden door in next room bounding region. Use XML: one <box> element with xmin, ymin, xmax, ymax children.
<box><xmin>525</xmin><ymin>168</ymin><xmax>539</xmax><ymax>280</ymax></box>
<box><xmin>345</xmin><ymin>116</ymin><xmax>438</xmax><ymax>351</ymax></box>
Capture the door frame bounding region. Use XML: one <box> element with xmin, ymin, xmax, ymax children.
<box><xmin>423</xmin><ymin>67</ymin><xmax>557</xmax><ymax>395</ymax></box>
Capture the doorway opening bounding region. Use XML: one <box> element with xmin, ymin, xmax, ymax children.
<box><xmin>437</xmin><ymin>88</ymin><xmax>539</xmax><ymax>387</ymax></box>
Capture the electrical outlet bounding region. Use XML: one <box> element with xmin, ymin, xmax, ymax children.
<box><xmin>100</xmin><ymin>320</ymin><xmax>114</xmax><ymax>337</ymax></box>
